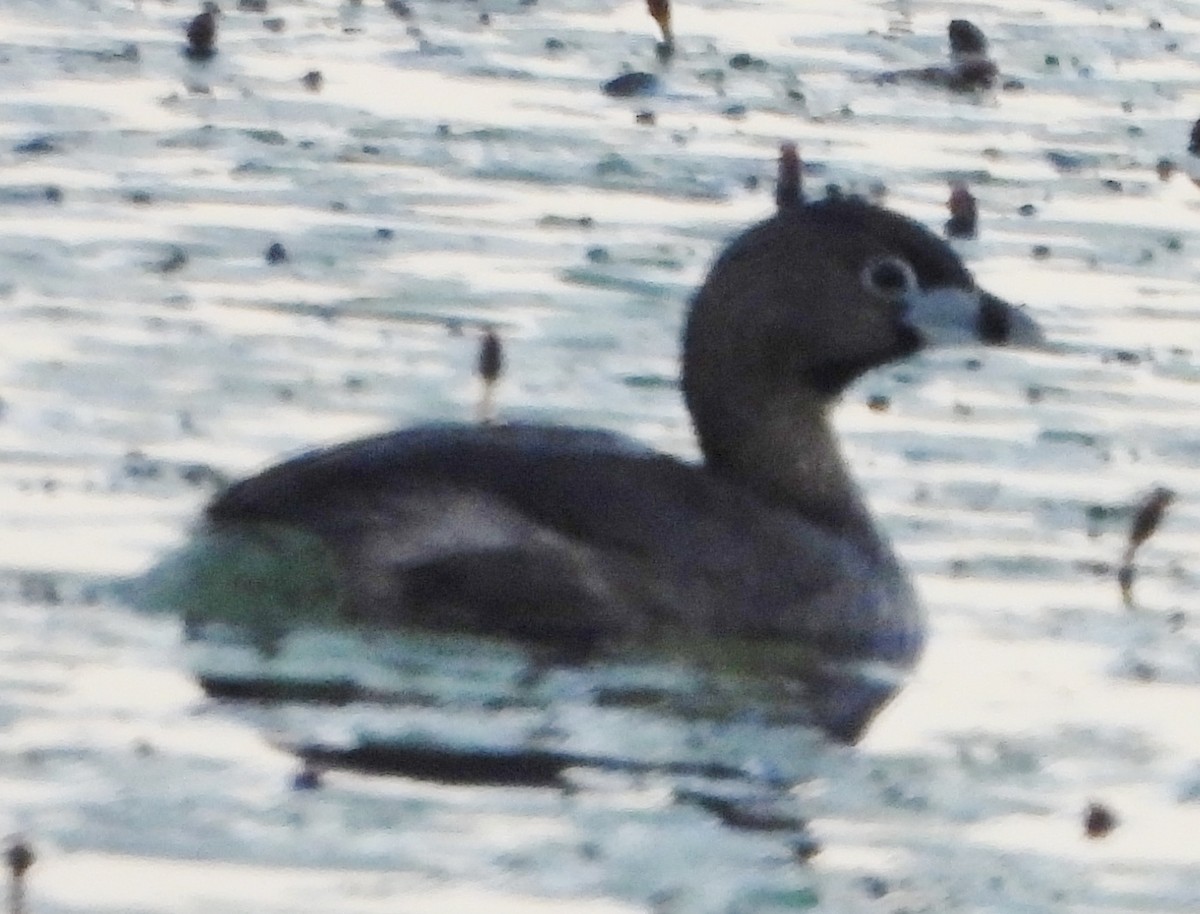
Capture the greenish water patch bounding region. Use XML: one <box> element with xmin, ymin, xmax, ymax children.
<box><xmin>1037</xmin><ymin>428</ymin><xmax>1108</xmax><ymax>449</ymax></box>
<box><xmin>581</xmin><ymin>635</ymin><xmax>839</xmax><ymax>724</ymax></box>
<box><xmin>126</xmin><ymin>523</ymin><xmax>344</xmax><ymax>654</ymax></box>
<box><xmin>622</xmin><ymin>373</ymin><xmax>677</xmax><ymax>390</ymax></box>
<box><xmin>654</xmin><ymin>635</ymin><xmax>830</xmax><ymax>680</ymax></box>
<box><xmin>559</xmin><ymin>266</ymin><xmax>673</xmax><ymax>297</ymax></box>
<box><xmin>735</xmin><ymin>887</ymin><xmax>820</xmax><ymax>911</ymax></box>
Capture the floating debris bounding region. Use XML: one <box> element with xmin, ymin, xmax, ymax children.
<box><xmin>5</xmin><ymin>839</ymin><xmax>33</xmax><ymax>914</ymax></box>
<box><xmin>1083</xmin><ymin>800</ymin><xmax>1118</xmax><ymax>838</ymax></box>
<box><xmin>153</xmin><ymin>245</ymin><xmax>189</xmax><ymax>274</ymax></box>
<box><xmin>1118</xmin><ymin>486</ymin><xmax>1175</xmax><ymax>609</ymax></box>
<box><xmin>674</xmin><ymin>785</ymin><xmax>810</xmax><ymax>833</ymax></box>
<box><xmin>185</xmin><ymin>6</ymin><xmax>218</xmax><ymax>61</ymax></box>
<box><xmin>788</xmin><ymin>831</ymin><xmax>822</xmax><ymax>861</ymax></box>
<box><xmin>728</xmin><ymin>52</ymin><xmax>768</xmax><ymax>71</ymax></box>
<box><xmin>866</xmin><ymin>394</ymin><xmax>890</xmax><ymax>412</ymax></box>
<box><xmin>602</xmin><ymin>71</ymin><xmax>659</xmax><ymax>98</ymax></box>
<box><xmin>858</xmin><ymin>875</ymin><xmax>890</xmax><ymax>899</ymax></box>
<box><xmin>945</xmin><ymin>181</ymin><xmax>978</xmax><ymax>239</ymax></box>
<box><xmin>13</xmin><ymin>135</ymin><xmax>58</xmax><ymax>156</ymax></box>
<box><xmin>385</xmin><ymin>0</ymin><xmax>412</xmax><ymax>20</ymax></box>
<box><xmin>291</xmin><ymin>760</ymin><xmax>323</xmax><ymax>791</ymax></box>
<box><xmin>1046</xmin><ymin>150</ymin><xmax>1088</xmax><ymax>173</ymax></box>
<box><xmin>265</xmin><ymin>241</ymin><xmax>288</xmax><ymax>264</ymax></box>
<box><xmin>538</xmin><ymin>214</ymin><xmax>595</xmax><ymax>229</ymax></box>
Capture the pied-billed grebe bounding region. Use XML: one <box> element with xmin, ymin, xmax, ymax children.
<box><xmin>143</xmin><ymin>147</ymin><xmax>1044</xmax><ymax>743</ymax></box>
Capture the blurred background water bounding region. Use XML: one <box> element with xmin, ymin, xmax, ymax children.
<box><xmin>0</xmin><ymin>1</ymin><xmax>1198</xmax><ymax>911</ymax></box>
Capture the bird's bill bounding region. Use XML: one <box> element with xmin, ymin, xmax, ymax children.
<box><xmin>905</xmin><ymin>286</ymin><xmax>1046</xmax><ymax>349</ymax></box>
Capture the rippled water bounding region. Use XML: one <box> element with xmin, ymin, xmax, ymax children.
<box><xmin>1</xmin><ymin>1</ymin><xmax>1198</xmax><ymax>911</ymax></box>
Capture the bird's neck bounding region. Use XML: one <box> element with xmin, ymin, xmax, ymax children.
<box><xmin>693</xmin><ymin>389</ymin><xmax>881</xmax><ymax>548</ymax></box>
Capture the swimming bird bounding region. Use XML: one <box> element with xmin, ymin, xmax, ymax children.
<box><xmin>143</xmin><ymin>148</ymin><xmax>1043</xmax><ymax>744</ymax></box>
<box><xmin>876</xmin><ymin>19</ymin><xmax>998</xmax><ymax>93</ymax></box>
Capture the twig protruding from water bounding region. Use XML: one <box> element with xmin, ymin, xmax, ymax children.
<box><xmin>647</xmin><ymin>0</ymin><xmax>675</xmax><ymax>61</ymax></box>
<box><xmin>945</xmin><ymin>181</ymin><xmax>978</xmax><ymax>239</ymax></box>
<box><xmin>1118</xmin><ymin>485</ymin><xmax>1175</xmax><ymax>609</ymax></box>
<box><xmin>776</xmin><ymin>143</ymin><xmax>803</xmax><ymax>211</ymax></box>
<box><xmin>477</xmin><ymin>326</ymin><xmax>504</xmax><ymax>425</ymax></box>
<box><xmin>5</xmin><ymin>839</ymin><xmax>34</xmax><ymax>914</ymax></box>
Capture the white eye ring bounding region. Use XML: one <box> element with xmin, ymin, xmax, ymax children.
<box><xmin>861</xmin><ymin>256</ymin><xmax>918</xmax><ymax>300</ymax></box>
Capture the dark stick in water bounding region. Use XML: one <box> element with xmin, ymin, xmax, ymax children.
<box><xmin>646</xmin><ymin>0</ymin><xmax>675</xmax><ymax>61</ymax></box>
<box><xmin>1118</xmin><ymin>486</ymin><xmax>1175</xmax><ymax>608</ymax></box>
<box><xmin>477</xmin><ymin>326</ymin><xmax>504</xmax><ymax>425</ymax></box>
<box><xmin>5</xmin><ymin>840</ymin><xmax>33</xmax><ymax>914</ymax></box>
<box><xmin>775</xmin><ymin>143</ymin><xmax>803</xmax><ymax>211</ymax></box>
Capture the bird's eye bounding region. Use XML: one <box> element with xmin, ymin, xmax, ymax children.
<box><xmin>861</xmin><ymin>257</ymin><xmax>917</xmax><ymax>299</ymax></box>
